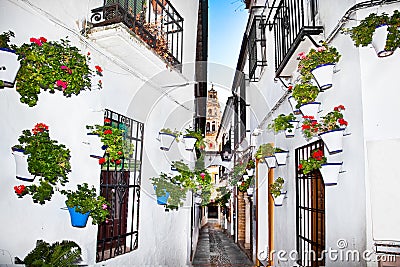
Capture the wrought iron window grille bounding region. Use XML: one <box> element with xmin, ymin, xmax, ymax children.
<box><xmin>96</xmin><ymin>109</ymin><xmax>144</xmax><ymax>262</ymax></box>
<box><xmin>248</xmin><ymin>15</ymin><xmax>268</xmax><ymax>82</ymax></box>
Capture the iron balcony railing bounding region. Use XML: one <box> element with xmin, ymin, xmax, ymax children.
<box><xmin>91</xmin><ymin>0</ymin><xmax>184</xmax><ymax>66</ymax></box>
<box><xmin>267</xmin><ymin>0</ymin><xmax>323</xmax><ymax>76</ymax></box>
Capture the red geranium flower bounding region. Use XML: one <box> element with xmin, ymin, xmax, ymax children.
<box><xmin>104</xmin><ymin>118</ymin><xmax>111</xmax><ymax>124</ymax></box>
<box><xmin>312</xmin><ymin>149</ymin><xmax>324</xmax><ymax>160</ymax></box>
<box><xmin>99</xmin><ymin>158</ymin><xmax>106</xmax><ymax>165</ymax></box>
<box><xmin>39</xmin><ymin>37</ymin><xmax>47</xmax><ymax>43</ymax></box>
<box><xmin>288</xmin><ymin>85</ymin><xmax>293</xmax><ymax>91</ymax></box>
<box><xmin>103</xmin><ymin>129</ymin><xmax>112</xmax><ymax>135</ymax></box>
<box><xmin>338</xmin><ymin>118</ymin><xmax>348</xmax><ymax>126</ymax></box>
<box><xmin>32</xmin><ymin>123</ymin><xmax>49</xmax><ymax>134</ymax></box>
<box><xmin>298</xmin><ymin>164</ymin><xmax>303</xmax><ymax>170</ymax></box>
<box><xmin>117</xmin><ymin>151</ymin><xmax>123</xmax><ymax>155</ymax></box>
<box><xmin>14</xmin><ymin>185</ymin><xmax>26</xmax><ymax>195</ymax></box>
<box><xmin>115</xmin><ymin>159</ymin><xmax>121</xmax><ymax>165</ymax></box>
<box><xmin>95</xmin><ymin>65</ymin><xmax>103</xmax><ymax>73</ymax></box>
<box><xmin>302</xmin><ymin>124</ymin><xmax>311</xmax><ymax>130</ymax></box>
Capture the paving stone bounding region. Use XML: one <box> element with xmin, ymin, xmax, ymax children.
<box><xmin>191</xmin><ymin>223</ymin><xmax>253</xmax><ymax>267</ymax></box>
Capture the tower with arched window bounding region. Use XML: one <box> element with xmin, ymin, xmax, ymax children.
<box><xmin>205</xmin><ymin>85</ymin><xmax>221</xmax><ymax>151</ymax></box>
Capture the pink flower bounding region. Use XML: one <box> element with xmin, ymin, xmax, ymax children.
<box><xmin>56</xmin><ymin>80</ymin><xmax>67</xmax><ymax>90</ymax></box>
<box><xmin>102</xmin><ymin>204</ymin><xmax>108</xmax><ymax>210</ymax></box>
<box><xmin>317</xmin><ymin>46</ymin><xmax>326</xmax><ymax>52</ymax></box>
<box><xmin>298</xmin><ymin>52</ymin><xmax>306</xmax><ymax>59</ymax></box>
<box><xmin>200</xmin><ymin>173</ymin><xmax>205</xmax><ymax>180</ymax></box>
<box><xmin>60</xmin><ymin>65</ymin><xmax>68</xmax><ymax>70</ymax></box>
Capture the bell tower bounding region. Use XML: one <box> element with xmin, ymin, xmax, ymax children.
<box><xmin>205</xmin><ymin>84</ymin><xmax>221</xmax><ymax>151</ymax></box>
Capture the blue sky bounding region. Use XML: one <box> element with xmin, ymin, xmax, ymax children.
<box><xmin>208</xmin><ymin>0</ymin><xmax>249</xmax><ymax>70</ymax></box>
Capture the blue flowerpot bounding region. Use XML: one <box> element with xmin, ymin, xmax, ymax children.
<box><xmin>154</xmin><ymin>187</ymin><xmax>170</xmax><ymax>205</ymax></box>
<box><xmin>67</xmin><ymin>206</ymin><xmax>90</xmax><ymax>227</ymax></box>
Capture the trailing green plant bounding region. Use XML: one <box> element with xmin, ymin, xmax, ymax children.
<box><xmin>343</xmin><ymin>11</ymin><xmax>400</xmax><ymax>52</ymax></box>
<box><xmin>238</xmin><ymin>175</ymin><xmax>253</xmax><ymax>192</ymax></box>
<box><xmin>160</xmin><ymin>128</ymin><xmax>182</xmax><ymax>141</ymax></box>
<box><xmin>268</xmin><ymin>113</ymin><xmax>297</xmax><ymax>133</ymax></box>
<box><xmin>12</xmin><ymin>35</ymin><xmax>102</xmax><ymax>107</ymax></box>
<box><xmin>215</xmin><ymin>187</ymin><xmax>231</xmax><ymax>207</ymax></box>
<box><xmin>246</xmin><ymin>159</ymin><xmax>255</xmax><ymax>169</ymax></box>
<box><xmin>255</xmin><ymin>143</ymin><xmax>274</xmax><ymax>161</ymax></box>
<box><xmin>297</xmin><ymin>44</ymin><xmax>341</xmax><ymax>81</ymax></box>
<box><xmin>13</xmin><ymin>123</ymin><xmax>71</xmax><ymax>204</ymax></box>
<box><xmin>298</xmin><ymin>149</ymin><xmax>327</xmax><ymax>175</ymax></box>
<box><xmin>61</xmin><ymin>183</ymin><xmax>110</xmax><ymax>225</ymax></box>
<box><xmin>184</xmin><ymin>128</ymin><xmax>206</xmax><ymax>150</ymax></box>
<box><xmin>0</xmin><ymin>30</ymin><xmax>14</xmax><ymax>49</ymax></box>
<box><xmin>151</xmin><ymin>173</ymin><xmax>188</xmax><ymax>210</ymax></box>
<box><xmin>23</xmin><ymin>239</ymin><xmax>81</xmax><ymax>267</ymax></box>
<box><xmin>292</xmin><ymin>82</ymin><xmax>319</xmax><ymax>108</ymax></box>
<box><xmin>230</xmin><ymin>161</ymin><xmax>246</xmax><ymax>186</ymax></box>
<box><xmin>270</xmin><ymin>177</ymin><xmax>285</xmax><ymax>198</ymax></box>
<box><xmin>87</xmin><ymin>118</ymin><xmax>134</xmax><ymax>167</ymax></box>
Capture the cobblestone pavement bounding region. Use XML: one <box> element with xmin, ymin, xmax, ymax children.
<box><xmin>191</xmin><ymin>223</ymin><xmax>254</xmax><ymax>267</ymax></box>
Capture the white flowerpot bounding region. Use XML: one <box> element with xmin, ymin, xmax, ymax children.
<box><xmin>246</xmin><ymin>168</ymin><xmax>254</xmax><ymax>176</ymax></box>
<box><xmin>285</xmin><ymin>120</ymin><xmax>299</xmax><ymax>138</ymax></box>
<box><xmin>288</xmin><ymin>96</ymin><xmax>301</xmax><ymax>115</ymax></box>
<box><xmin>320</xmin><ymin>163</ymin><xmax>342</xmax><ymax>186</ymax></box>
<box><xmin>12</xmin><ymin>148</ymin><xmax>35</xmax><ymax>182</ymax></box>
<box><xmin>183</xmin><ymin>136</ymin><xmax>197</xmax><ymax>151</ymax></box>
<box><xmin>247</xmin><ymin>188</ymin><xmax>254</xmax><ymax>196</ymax></box>
<box><xmin>272</xmin><ymin>191</ymin><xmax>286</xmax><ymax>206</ymax></box>
<box><xmin>372</xmin><ymin>25</ymin><xmax>393</xmax><ymax>58</ymax></box>
<box><xmin>264</xmin><ymin>156</ymin><xmax>276</xmax><ymax>169</ymax></box>
<box><xmin>243</xmin><ymin>174</ymin><xmax>249</xmax><ymax>181</ymax></box>
<box><xmin>319</xmin><ymin>128</ymin><xmax>345</xmax><ymax>154</ymax></box>
<box><xmin>311</xmin><ymin>63</ymin><xmax>335</xmax><ymax>90</ymax></box>
<box><xmin>194</xmin><ymin>196</ymin><xmax>202</xmax><ymax>205</ymax></box>
<box><xmin>299</xmin><ymin>102</ymin><xmax>321</xmax><ymax>119</ymax></box>
<box><xmin>159</xmin><ymin>132</ymin><xmax>176</xmax><ymax>151</ymax></box>
<box><xmin>274</xmin><ymin>151</ymin><xmax>289</xmax><ymax>166</ymax></box>
<box><xmin>0</xmin><ymin>48</ymin><xmax>21</xmax><ymax>87</ymax></box>
<box><xmin>170</xmin><ymin>167</ymin><xmax>179</xmax><ymax>177</ymax></box>
<box><xmin>87</xmin><ymin>133</ymin><xmax>105</xmax><ymax>159</ymax></box>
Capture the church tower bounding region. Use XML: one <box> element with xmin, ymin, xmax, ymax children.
<box><xmin>205</xmin><ymin>85</ymin><xmax>221</xmax><ymax>151</ymax></box>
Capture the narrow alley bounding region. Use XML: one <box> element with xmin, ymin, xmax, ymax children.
<box><xmin>192</xmin><ymin>221</ymin><xmax>253</xmax><ymax>267</ymax></box>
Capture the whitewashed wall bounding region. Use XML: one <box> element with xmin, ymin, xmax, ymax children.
<box><xmin>0</xmin><ymin>0</ymin><xmax>199</xmax><ymax>266</ymax></box>
<box><xmin>242</xmin><ymin>0</ymin><xmax>400</xmax><ymax>266</ymax></box>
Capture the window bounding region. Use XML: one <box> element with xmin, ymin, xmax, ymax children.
<box><xmin>248</xmin><ymin>15</ymin><xmax>267</xmax><ymax>82</ymax></box>
<box><xmin>208</xmin><ymin>109</ymin><xmax>212</xmax><ymax>116</ymax></box>
<box><xmin>212</xmin><ymin>122</ymin><xmax>216</xmax><ymax>132</ymax></box>
<box><xmin>206</xmin><ymin>122</ymin><xmax>210</xmax><ymax>132</ymax></box>
<box><xmin>96</xmin><ymin>109</ymin><xmax>144</xmax><ymax>262</ymax></box>
<box><xmin>296</xmin><ymin>140</ymin><xmax>325</xmax><ymax>267</ymax></box>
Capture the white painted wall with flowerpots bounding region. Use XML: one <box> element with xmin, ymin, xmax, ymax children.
<box><xmin>241</xmin><ymin>1</ymin><xmax>400</xmax><ymax>266</ymax></box>
<box><xmin>0</xmin><ymin>0</ymin><xmax>199</xmax><ymax>266</ymax></box>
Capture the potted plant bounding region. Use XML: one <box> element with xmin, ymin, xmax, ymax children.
<box><xmin>270</xmin><ymin>177</ymin><xmax>286</xmax><ymax>206</ymax></box>
<box><xmin>231</xmin><ymin>161</ymin><xmax>247</xmax><ymax>186</ymax></box>
<box><xmin>11</xmin><ymin>146</ymin><xmax>35</xmax><ymax>182</ymax></box>
<box><xmin>297</xmin><ymin>44</ymin><xmax>341</xmax><ymax>90</ymax></box>
<box><xmin>345</xmin><ymin>11</ymin><xmax>400</xmax><ymax>57</ymax></box>
<box><xmin>246</xmin><ymin>159</ymin><xmax>255</xmax><ymax>176</ymax></box>
<box><xmin>12</xmin><ymin>123</ymin><xmax>71</xmax><ymax>204</ymax></box>
<box><xmin>61</xmin><ymin>183</ymin><xmax>110</xmax><ymax>227</ymax></box>
<box><xmin>301</xmin><ymin>115</ymin><xmax>321</xmax><ymax>140</ymax></box>
<box><xmin>268</xmin><ymin>113</ymin><xmax>298</xmax><ymax>138</ymax></box>
<box><xmin>298</xmin><ymin>149</ymin><xmax>327</xmax><ymax>175</ymax></box>
<box><xmin>255</xmin><ymin>143</ymin><xmax>275</xmax><ymax>168</ymax></box>
<box><xmin>274</xmin><ymin>147</ymin><xmax>289</xmax><ymax>166</ymax></box>
<box><xmin>151</xmin><ymin>173</ymin><xmax>188</xmax><ymax>210</ymax></box>
<box><xmin>159</xmin><ymin>128</ymin><xmax>181</xmax><ymax>151</ymax></box>
<box><xmin>23</xmin><ymin>240</ymin><xmax>82</xmax><ymax>266</ymax></box>
<box><xmin>183</xmin><ymin>128</ymin><xmax>205</xmax><ymax>151</ymax></box>
<box><xmin>319</xmin><ymin>105</ymin><xmax>348</xmax><ymax>154</ymax></box>
<box><xmin>292</xmin><ymin>82</ymin><xmax>321</xmax><ymax>118</ymax></box>
<box><xmin>86</xmin><ymin>118</ymin><xmax>132</xmax><ymax>168</ymax></box>
<box><xmin>238</xmin><ymin>175</ymin><xmax>252</xmax><ymax>194</ymax></box>
<box><xmin>13</xmin><ymin>35</ymin><xmax>102</xmax><ymax>107</ymax></box>
<box><xmin>0</xmin><ymin>31</ymin><xmax>20</xmax><ymax>88</ymax></box>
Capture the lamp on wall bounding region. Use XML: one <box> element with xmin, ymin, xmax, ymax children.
<box><xmin>220</xmin><ymin>140</ymin><xmax>232</xmax><ymax>161</ymax></box>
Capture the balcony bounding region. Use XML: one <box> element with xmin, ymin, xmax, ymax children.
<box><xmin>90</xmin><ymin>0</ymin><xmax>183</xmax><ymax>66</ymax></box>
<box><xmin>267</xmin><ymin>0</ymin><xmax>323</xmax><ymax>77</ymax></box>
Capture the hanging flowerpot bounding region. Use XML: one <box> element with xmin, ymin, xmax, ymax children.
<box><xmin>285</xmin><ymin>120</ymin><xmax>299</xmax><ymax>138</ymax></box>
<box><xmin>246</xmin><ymin>187</ymin><xmax>254</xmax><ymax>196</ymax></box>
<box><xmin>156</xmin><ymin>188</ymin><xmax>170</xmax><ymax>205</ymax></box>
<box><xmin>86</xmin><ymin>133</ymin><xmax>105</xmax><ymax>159</ymax></box>
<box><xmin>311</xmin><ymin>63</ymin><xmax>335</xmax><ymax>90</ymax></box>
<box><xmin>299</xmin><ymin>102</ymin><xmax>321</xmax><ymax>118</ymax></box>
<box><xmin>320</xmin><ymin>163</ymin><xmax>342</xmax><ymax>186</ymax></box>
<box><xmin>67</xmin><ymin>206</ymin><xmax>90</xmax><ymax>228</ymax></box>
<box><xmin>246</xmin><ymin>168</ymin><xmax>254</xmax><ymax>176</ymax></box>
<box><xmin>319</xmin><ymin>128</ymin><xmax>345</xmax><ymax>154</ymax></box>
<box><xmin>372</xmin><ymin>25</ymin><xmax>393</xmax><ymax>58</ymax></box>
<box><xmin>194</xmin><ymin>195</ymin><xmax>202</xmax><ymax>205</ymax></box>
<box><xmin>0</xmin><ymin>48</ymin><xmax>21</xmax><ymax>88</ymax></box>
<box><xmin>288</xmin><ymin>96</ymin><xmax>301</xmax><ymax>115</ymax></box>
<box><xmin>274</xmin><ymin>151</ymin><xmax>289</xmax><ymax>166</ymax></box>
<box><xmin>159</xmin><ymin>132</ymin><xmax>176</xmax><ymax>151</ymax></box>
<box><xmin>272</xmin><ymin>191</ymin><xmax>286</xmax><ymax>206</ymax></box>
<box><xmin>264</xmin><ymin>156</ymin><xmax>276</xmax><ymax>169</ymax></box>
<box><xmin>183</xmin><ymin>135</ymin><xmax>197</xmax><ymax>151</ymax></box>
<box><xmin>11</xmin><ymin>147</ymin><xmax>35</xmax><ymax>182</ymax></box>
